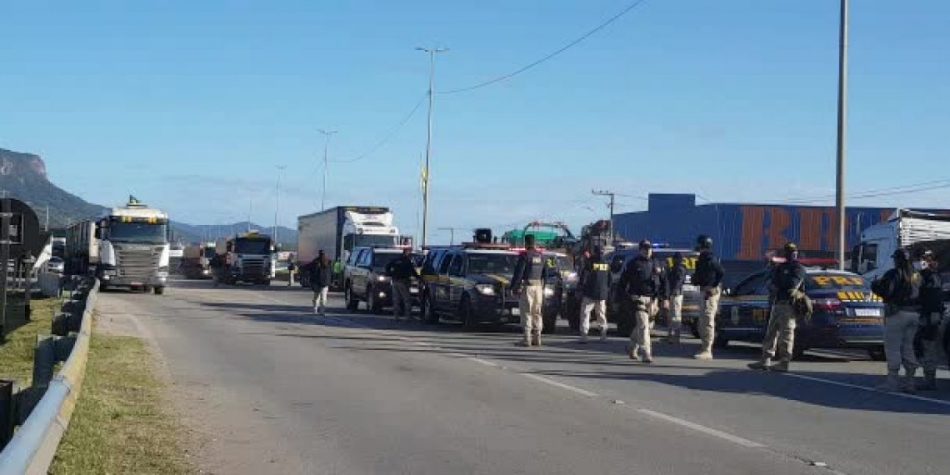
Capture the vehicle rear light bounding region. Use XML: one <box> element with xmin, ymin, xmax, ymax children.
<box><xmin>814</xmin><ymin>298</ymin><xmax>844</xmax><ymax>313</ymax></box>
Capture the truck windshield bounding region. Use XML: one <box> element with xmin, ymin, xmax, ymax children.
<box><xmin>468</xmin><ymin>254</ymin><xmax>518</xmax><ymax>276</ymax></box>
<box><xmin>108</xmin><ymin>223</ymin><xmax>167</xmax><ymax>244</ymax></box>
<box><xmin>372</xmin><ymin>253</ymin><xmax>402</xmax><ymax>270</ymax></box>
<box><xmin>234</xmin><ymin>239</ymin><xmax>272</xmax><ymax>255</ymax></box>
<box><xmin>202</xmin><ymin>248</ymin><xmax>216</xmax><ymax>258</ymax></box>
<box><xmin>355</xmin><ymin>234</ymin><xmax>397</xmax><ymax>248</ymax></box>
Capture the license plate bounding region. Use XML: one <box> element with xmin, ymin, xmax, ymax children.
<box><xmin>510</xmin><ymin>308</ymin><xmax>520</xmax><ymax>316</ymax></box>
<box><xmin>853</xmin><ymin>308</ymin><xmax>882</xmax><ymax>317</ymax></box>
<box><xmin>683</xmin><ymin>285</ymin><xmax>699</xmax><ymax>292</ymax></box>
<box><xmin>410</xmin><ymin>288</ymin><xmax>419</xmax><ymax>294</ymax></box>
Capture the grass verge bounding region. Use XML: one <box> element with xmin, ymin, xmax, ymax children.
<box><xmin>51</xmin><ymin>330</ymin><xmax>194</xmax><ymax>474</ymax></box>
<box><xmin>0</xmin><ymin>297</ymin><xmax>60</xmax><ymax>385</ymax></box>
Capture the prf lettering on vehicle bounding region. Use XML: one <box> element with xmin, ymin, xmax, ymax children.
<box><xmin>666</xmin><ymin>257</ymin><xmax>698</xmax><ymax>270</ymax></box>
<box><xmin>592</xmin><ymin>263</ymin><xmax>609</xmax><ymax>272</ymax></box>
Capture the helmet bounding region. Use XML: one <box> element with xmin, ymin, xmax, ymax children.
<box><xmin>524</xmin><ymin>234</ymin><xmax>536</xmax><ymax>248</ymax></box>
<box><xmin>783</xmin><ymin>242</ymin><xmax>798</xmax><ymax>258</ymax></box>
<box><xmin>696</xmin><ymin>235</ymin><xmax>713</xmax><ymax>251</ymax></box>
<box><xmin>914</xmin><ymin>247</ymin><xmax>934</xmax><ymax>260</ymax></box>
<box><xmin>638</xmin><ymin>239</ymin><xmax>652</xmax><ymax>251</ymax></box>
<box><xmin>892</xmin><ymin>248</ymin><xmax>911</xmax><ymax>262</ymax></box>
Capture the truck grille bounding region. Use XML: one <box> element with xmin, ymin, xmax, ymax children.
<box><xmin>116</xmin><ymin>246</ymin><xmax>162</xmax><ymax>278</ymax></box>
<box><xmin>242</xmin><ymin>257</ymin><xmax>265</xmax><ymax>276</ymax></box>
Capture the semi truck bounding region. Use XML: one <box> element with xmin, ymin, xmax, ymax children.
<box><xmin>181</xmin><ymin>242</ymin><xmax>216</xmax><ymax>279</ymax></box>
<box><xmin>65</xmin><ymin>197</ymin><xmax>170</xmax><ymax>294</ymax></box>
<box><xmin>852</xmin><ymin>209</ymin><xmax>950</xmax><ymax>282</ymax></box>
<box><xmin>296</xmin><ymin>206</ymin><xmax>400</xmax><ymax>288</ymax></box>
<box><xmin>214</xmin><ymin>231</ymin><xmax>275</xmax><ymax>285</ymax></box>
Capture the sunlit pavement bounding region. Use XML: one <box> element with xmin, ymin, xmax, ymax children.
<box><xmin>95</xmin><ymin>279</ymin><xmax>950</xmax><ymax>475</ymax></box>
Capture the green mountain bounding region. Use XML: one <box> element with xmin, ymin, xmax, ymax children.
<box><xmin>0</xmin><ymin>148</ymin><xmax>107</xmax><ymax>228</ymax></box>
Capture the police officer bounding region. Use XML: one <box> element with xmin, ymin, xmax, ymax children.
<box><xmin>871</xmin><ymin>248</ymin><xmax>921</xmax><ymax>393</ymax></box>
<box><xmin>386</xmin><ymin>247</ymin><xmax>420</xmax><ymax>322</ymax></box>
<box><xmin>914</xmin><ymin>249</ymin><xmax>944</xmax><ymax>391</ymax></box>
<box><xmin>665</xmin><ymin>252</ymin><xmax>687</xmax><ymax>344</ymax></box>
<box><xmin>309</xmin><ymin>250</ymin><xmax>332</xmax><ymax>316</ymax></box>
<box><xmin>578</xmin><ymin>245</ymin><xmax>611</xmax><ymax>343</ymax></box>
<box><xmin>749</xmin><ymin>243</ymin><xmax>806</xmax><ymax>372</ymax></box>
<box><xmin>621</xmin><ymin>240</ymin><xmax>662</xmax><ymax>363</ymax></box>
<box><xmin>512</xmin><ymin>235</ymin><xmax>553</xmax><ymax>347</ymax></box>
<box><xmin>692</xmin><ymin>235</ymin><xmax>725</xmax><ymax>360</ymax></box>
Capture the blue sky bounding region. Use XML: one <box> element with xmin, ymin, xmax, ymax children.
<box><xmin>2</xmin><ymin>0</ymin><xmax>948</xmax><ymax>243</ymax></box>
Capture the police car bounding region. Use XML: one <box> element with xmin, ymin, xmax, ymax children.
<box><xmin>715</xmin><ymin>259</ymin><xmax>886</xmax><ymax>360</ymax></box>
<box><xmin>605</xmin><ymin>245</ymin><xmax>703</xmax><ymax>336</ymax></box>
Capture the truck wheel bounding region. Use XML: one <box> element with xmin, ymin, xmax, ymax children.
<box><xmin>154</xmin><ymin>286</ymin><xmax>165</xmax><ymax>295</ymax></box>
<box><xmin>460</xmin><ymin>297</ymin><xmax>478</xmax><ymax>331</ymax></box>
<box><xmin>867</xmin><ymin>346</ymin><xmax>886</xmax><ymax>361</ymax></box>
<box><xmin>423</xmin><ymin>296</ymin><xmax>439</xmax><ymax>324</ymax></box>
<box><xmin>345</xmin><ymin>285</ymin><xmax>359</xmax><ymax>311</ymax></box>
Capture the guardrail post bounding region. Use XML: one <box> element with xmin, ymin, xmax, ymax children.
<box><xmin>0</xmin><ymin>380</ymin><xmax>15</xmax><ymax>448</ymax></box>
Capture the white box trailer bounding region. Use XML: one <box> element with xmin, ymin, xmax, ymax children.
<box><xmin>852</xmin><ymin>209</ymin><xmax>950</xmax><ymax>281</ymax></box>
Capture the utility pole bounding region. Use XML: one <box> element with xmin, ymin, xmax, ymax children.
<box><xmin>247</xmin><ymin>198</ymin><xmax>253</xmax><ymax>233</ymax></box>
<box><xmin>318</xmin><ymin>129</ymin><xmax>338</xmax><ymax>211</ymax></box>
<box><xmin>417</xmin><ymin>46</ymin><xmax>449</xmax><ymax>248</ymax></box>
<box><xmin>834</xmin><ymin>0</ymin><xmax>849</xmax><ymax>270</ymax></box>
<box><xmin>274</xmin><ymin>165</ymin><xmax>286</xmax><ymax>246</ymax></box>
<box><xmin>592</xmin><ymin>189</ymin><xmax>616</xmax><ymax>243</ymax></box>
<box><xmin>44</xmin><ymin>205</ymin><xmax>49</xmax><ymax>232</ymax></box>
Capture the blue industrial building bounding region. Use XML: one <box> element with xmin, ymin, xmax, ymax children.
<box><xmin>613</xmin><ymin>194</ymin><xmax>950</xmax><ymax>261</ymax></box>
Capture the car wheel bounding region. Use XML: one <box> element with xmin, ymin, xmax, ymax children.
<box><xmin>460</xmin><ymin>296</ymin><xmax>478</xmax><ymax>331</ymax></box>
<box><xmin>867</xmin><ymin>346</ymin><xmax>886</xmax><ymax>361</ymax></box>
<box><xmin>154</xmin><ymin>286</ymin><xmax>165</xmax><ymax>295</ymax></box>
<box><xmin>368</xmin><ymin>287</ymin><xmax>383</xmax><ymax>314</ymax></box>
<box><xmin>345</xmin><ymin>285</ymin><xmax>359</xmax><ymax>311</ymax></box>
<box><xmin>423</xmin><ymin>296</ymin><xmax>439</xmax><ymax>324</ymax></box>
<box><xmin>792</xmin><ymin>345</ymin><xmax>807</xmax><ymax>361</ymax></box>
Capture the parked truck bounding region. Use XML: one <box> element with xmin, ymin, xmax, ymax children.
<box><xmin>296</xmin><ymin>206</ymin><xmax>400</xmax><ymax>288</ymax></box>
<box><xmin>213</xmin><ymin>231</ymin><xmax>275</xmax><ymax>285</ymax></box>
<box><xmin>852</xmin><ymin>209</ymin><xmax>950</xmax><ymax>282</ymax></box>
<box><xmin>181</xmin><ymin>242</ymin><xmax>216</xmax><ymax>279</ymax></box>
<box><xmin>65</xmin><ymin>197</ymin><xmax>170</xmax><ymax>294</ymax></box>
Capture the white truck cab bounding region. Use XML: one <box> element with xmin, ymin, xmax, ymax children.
<box><xmin>851</xmin><ymin>209</ymin><xmax>950</xmax><ymax>282</ymax></box>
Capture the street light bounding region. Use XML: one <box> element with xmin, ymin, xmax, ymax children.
<box><xmin>834</xmin><ymin>0</ymin><xmax>849</xmax><ymax>270</ymax></box>
<box><xmin>274</xmin><ymin>165</ymin><xmax>286</xmax><ymax>246</ymax></box>
<box><xmin>318</xmin><ymin>129</ymin><xmax>338</xmax><ymax>211</ymax></box>
<box><xmin>417</xmin><ymin>46</ymin><xmax>449</xmax><ymax>248</ymax></box>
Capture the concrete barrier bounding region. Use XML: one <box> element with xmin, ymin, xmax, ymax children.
<box><xmin>0</xmin><ymin>279</ymin><xmax>98</xmax><ymax>474</ymax></box>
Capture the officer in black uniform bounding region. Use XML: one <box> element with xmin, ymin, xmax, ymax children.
<box><xmin>915</xmin><ymin>249</ymin><xmax>945</xmax><ymax>390</ymax></box>
<box><xmin>665</xmin><ymin>252</ymin><xmax>688</xmax><ymax>344</ymax></box>
<box><xmin>386</xmin><ymin>248</ymin><xmax>420</xmax><ymax>321</ymax></box>
<box><xmin>578</xmin><ymin>245</ymin><xmax>611</xmax><ymax>343</ymax></box>
<box><xmin>749</xmin><ymin>242</ymin><xmax>806</xmax><ymax>372</ymax></box>
<box><xmin>692</xmin><ymin>235</ymin><xmax>725</xmax><ymax>360</ymax></box>
<box><xmin>512</xmin><ymin>235</ymin><xmax>553</xmax><ymax>347</ymax></box>
<box><xmin>620</xmin><ymin>240</ymin><xmax>662</xmax><ymax>363</ymax></box>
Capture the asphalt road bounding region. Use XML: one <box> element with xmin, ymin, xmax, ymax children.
<box><xmin>96</xmin><ymin>280</ymin><xmax>950</xmax><ymax>475</ymax></box>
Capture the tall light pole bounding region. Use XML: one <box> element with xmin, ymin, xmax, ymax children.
<box><xmin>592</xmin><ymin>189</ymin><xmax>616</xmax><ymax>244</ymax></box>
<box><xmin>318</xmin><ymin>129</ymin><xmax>338</xmax><ymax>211</ymax></box>
<box><xmin>835</xmin><ymin>0</ymin><xmax>849</xmax><ymax>270</ymax></box>
<box><xmin>274</xmin><ymin>165</ymin><xmax>286</xmax><ymax>246</ymax></box>
<box><xmin>417</xmin><ymin>46</ymin><xmax>448</xmax><ymax>248</ymax></box>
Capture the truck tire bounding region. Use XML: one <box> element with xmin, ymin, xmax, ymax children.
<box><xmin>154</xmin><ymin>286</ymin><xmax>165</xmax><ymax>295</ymax></box>
<box><xmin>345</xmin><ymin>284</ymin><xmax>359</xmax><ymax>311</ymax></box>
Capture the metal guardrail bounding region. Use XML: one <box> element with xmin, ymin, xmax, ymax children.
<box><xmin>0</xmin><ymin>279</ymin><xmax>99</xmax><ymax>474</ymax></box>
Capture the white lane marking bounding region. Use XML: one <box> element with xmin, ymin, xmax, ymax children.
<box><xmin>636</xmin><ymin>409</ymin><xmax>765</xmax><ymax>449</ymax></box>
<box><xmin>468</xmin><ymin>357</ymin><xmax>499</xmax><ymax>368</ymax></box>
<box><xmin>522</xmin><ymin>373</ymin><xmax>598</xmax><ymax>398</ymax></box>
<box><xmin>785</xmin><ymin>373</ymin><xmax>950</xmax><ymax>408</ymax></box>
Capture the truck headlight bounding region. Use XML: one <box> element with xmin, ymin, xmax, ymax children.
<box><xmin>544</xmin><ymin>286</ymin><xmax>556</xmax><ymax>298</ymax></box>
<box><xmin>377</xmin><ymin>275</ymin><xmax>389</xmax><ymax>282</ymax></box>
<box><xmin>476</xmin><ymin>284</ymin><xmax>495</xmax><ymax>296</ymax></box>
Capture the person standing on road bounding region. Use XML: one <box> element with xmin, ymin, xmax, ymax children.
<box><xmin>287</xmin><ymin>253</ymin><xmax>296</xmax><ymax>287</ymax></box>
<box><xmin>386</xmin><ymin>247</ymin><xmax>420</xmax><ymax>322</ymax></box>
<box><xmin>621</xmin><ymin>240</ymin><xmax>662</xmax><ymax>363</ymax></box>
<box><xmin>665</xmin><ymin>252</ymin><xmax>687</xmax><ymax>344</ymax></box>
<box><xmin>748</xmin><ymin>243</ymin><xmax>806</xmax><ymax>373</ymax></box>
<box><xmin>310</xmin><ymin>250</ymin><xmax>332</xmax><ymax>316</ymax></box>
<box><xmin>578</xmin><ymin>245</ymin><xmax>611</xmax><ymax>343</ymax></box>
<box><xmin>871</xmin><ymin>248</ymin><xmax>922</xmax><ymax>393</ymax></box>
<box><xmin>512</xmin><ymin>234</ymin><xmax>553</xmax><ymax>347</ymax></box>
<box><xmin>692</xmin><ymin>235</ymin><xmax>725</xmax><ymax>360</ymax></box>
<box><xmin>914</xmin><ymin>249</ymin><xmax>945</xmax><ymax>391</ymax></box>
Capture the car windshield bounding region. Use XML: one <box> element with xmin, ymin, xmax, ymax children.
<box><xmin>108</xmin><ymin>222</ymin><xmax>167</xmax><ymax>244</ymax></box>
<box><xmin>467</xmin><ymin>254</ymin><xmax>518</xmax><ymax>276</ymax></box>
<box><xmin>355</xmin><ymin>234</ymin><xmax>397</xmax><ymax>248</ymax></box>
<box><xmin>203</xmin><ymin>248</ymin><xmax>216</xmax><ymax>258</ymax></box>
<box><xmin>805</xmin><ymin>273</ymin><xmax>869</xmax><ymax>291</ymax></box>
<box><xmin>372</xmin><ymin>253</ymin><xmax>402</xmax><ymax>270</ymax></box>
<box><xmin>234</xmin><ymin>239</ymin><xmax>271</xmax><ymax>255</ymax></box>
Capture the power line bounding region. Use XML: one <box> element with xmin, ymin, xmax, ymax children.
<box><xmin>779</xmin><ymin>178</ymin><xmax>950</xmax><ymax>205</ymax></box>
<box><xmin>440</xmin><ymin>0</ymin><xmax>650</xmax><ymax>95</ymax></box>
<box><xmin>332</xmin><ymin>92</ymin><xmax>428</xmax><ymax>164</ymax></box>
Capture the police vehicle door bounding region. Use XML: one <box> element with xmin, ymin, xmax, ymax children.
<box><xmin>723</xmin><ymin>271</ymin><xmax>771</xmax><ymax>332</ymax></box>
<box><xmin>447</xmin><ymin>253</ymin><xmax>466</xmax><ymax>312</ymax></box>
<box><xmin>432</xmin><ymin>251</ymin><xmax>455</xmax><ymax>312</ymax></box>
<box><xmin>353</xmin><ymin>249</ymin><xmax>372</xmax><ymax>298</ymax></box>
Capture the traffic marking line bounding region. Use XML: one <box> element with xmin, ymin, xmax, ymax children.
<box><xmin>636</xmin><ymin>409</ymin><xmax>765</xmax><ymax>449</ymax></box>
<box><xmin>784</xmin><ymin>373</ymin><xmax>950</xmax><ymax>408</ymax></box>
<box><xmin>468</xmin><ymin>357</ymin><xmax>499</xmax><ymax>368</ymax></box>
<box><xmin>522</xmin><ymin>373</ymin><xmax>598</xmax><ymax>397</ymax></box>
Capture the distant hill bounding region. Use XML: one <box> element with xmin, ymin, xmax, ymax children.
<box><xmin>1</xmin><ymin>147</ymin><xmax>297</xmax><ymax>248</ymax></box>
<box><xmin>0</xmin><ymin>148</ymin><xmax>106</xmax><ymax>227</ymax></box>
